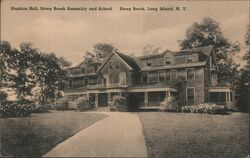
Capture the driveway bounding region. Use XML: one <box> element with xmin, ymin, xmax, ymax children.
<box><xmin>44</xmin><ymin>112</ymin><xmax>147</xmax><ymax>157</ymax></box>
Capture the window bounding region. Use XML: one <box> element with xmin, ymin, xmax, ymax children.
<box><xmin>165</xmin><ymin>58</ymin><xmax>172</xmax><ymax>65</ymax></box>
<box><xmin>119</xmin><ymin>72</ymin><xmax>126</xmax><ymax>85</ymax></box>
<box><xmin>170</xmin><ymin>69</ymin><xmax>177</xmax><ymax>80</ymax></box>
<box><xmin>186</xmin><ymin>58</ymin><xmax>193</xmax><ymax>63</ymax></box>
<box><xmin>166</xmin><ymin>71</ymin><xmax>171</xmax><ymax>80</ymax></box>
<box><xmin>149</xmin><ymin>72</ymin><xmax>158</xmax><ymax>83</ymax></box>
<box><xmin>69</xmin><ymin>79</ymin><xmax>73</xmax><ymax>88</ymax></box>
<box><xmin>109</xmin><ymin>62</ymin><xmax>113</xmax><ymax>69</ymax></box>
<box><xmin>142</xmin><ymin>72</ymin><xmax>148</xmax><ymax>83</ymax></box>
<box><xmin>116</xmin><ymin>61</ymin><xmax>120</xmax><ymax>69</ymax></box>
<box><xmin>81</xmin><ymin>68</ymin><xmax>85</xmax><ymax>73</ymax></box>
<box><xmin>187</xmin><ymin>68</ymin><xmax>195</xmax><ymax>80</ymax></box>
<box><xmin>84</xmin><ymin>78</ymin><xmax>88</xmax><ymax>86</ymax></box>
<box><xmin>186</xmin><ymin>87</ymin><xmax>195</xmax><ymax>101</ymax></box>
<box><xmin>146</xmin><ymin>60</ymin><xmax>151</xmax><ymax>67</ymax></box>
<box><xmin>159</xmin><ymin>71</ymin><xmax>165</xmax><ymax>82</ymax></box>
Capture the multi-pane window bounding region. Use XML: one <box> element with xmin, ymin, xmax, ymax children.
<box><xmin>116</xmin><ymin>61</ymin><xmax>120</xmax><ymax>69</ymax></box>
<box><xmin>81</xmin><ymin>68</ymin><xmax>85</xmax><ymax>73</ymax></box>
<box><xmin>109</xmin><ymin>62</ymin><xmax>113</xmax><ymax>69</ymax></box>
<box><xmin>165</xmin><ymin>58</ymin><xmax>172</xmax><ymax>65</ymax></box>
<box><xmin>142</xmin><ymin>72</ymin><xmax>148</xmax><ymax>83</ymax></box>
<box><xmin>69</xmin><ymin>79</ymin><xmax>73</xmax><ymax>88</ymax></box>
<box><xmin>159</xmin><ymin>71</ymin><xmax>165</xmax><ymax>82</ymax></box>
<box><xmin>187</xmin><ymin>68</ymin><xmax>195</xmax><ymax>80</ymax></box>
<box><xmin>186</xmin><ymin>87</ymin><xmax>195</xmax><ymax>101</ymax></box>
<box><xmin>170</xmin><ymin>69</ymin><xmax>177</xmax><ymax>80</ymax></box>
<box><xmin>149</xmin><ymin>72</ymin><xmax>158</xmax><ymax>83</ymax></box>
<box><xmin>166</xmin><ymin>71</ymin><xmax>171</xmax><ymax>80</ymax></box>
<box><xmin>146</xmin><ymin>60</ymin><xmax>151</xmax><ymax>67</ymax></box>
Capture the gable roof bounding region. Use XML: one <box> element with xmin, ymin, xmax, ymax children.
<box><xmin>97</xmin><ymin>51</ymin><xmax>140</xmax><ymax>72</ymax></box>
<box><xmin>175</xmin><ymin>45</ymin><xmax>213</xmax><ymax>57</ymax></box>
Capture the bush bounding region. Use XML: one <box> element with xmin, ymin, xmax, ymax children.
<box><xmin>76</xmin><ymin>97</ymin><xmax>91</xmax><ymax>111</ymax></box>
<box><xmin>181</xmin><ymin>103</ymin><xmax>227</xmax><ymax>114</ymax></box>
<box><xmin>0</xmin><ymin>99</ymin><xmax>35</xmax><ymax>117</ymax></box>
<box><xmin>0</xmin><ymin>91</ymin><xmax>7</xmax><ymax>104</ymax></box>
<box><xmin>159</xmin><ymin>96</ymin><xmax>179</xmax><ymax>112</ymax></box>
<box><xmin>53</xmin><ymin>98</ymin><xmax>69</xmax><ymax>111</ymax></box>
<box><xmin>33</xmin><ymin>103</ymin><xmax>51</xmax><ymax>113</ymax></box>
<box><xmin>110</xmin><ymin>95</ymin><xmax>128</xmax><ymax>112</ymax></box>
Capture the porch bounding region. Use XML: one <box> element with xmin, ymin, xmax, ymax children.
<box><xmin>208</xmin><ymin>86</ymin><xmax>236</xmax><ymax>110</ymax></box>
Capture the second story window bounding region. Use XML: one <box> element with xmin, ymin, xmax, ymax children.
<box><xmin>116</xmin><ymin>61</ymin><xmax>120</xmax><ymax>69</ymax></box>
<box><xmin>142</xmin><ymin>72</ymin><xmax>148</xmax><ymax>83</ymax></box>
<box><xmin>159</xmin><ymin>71</ymin><xmax>165</xmax><ymax>82</ymax></box>
<box><xmin>149</xmin><ymin>72</ymin><xmax>158</xmax><ymax>83</ymax></box>
<box><xmin>166</xmin><ymin>71</ymin><xmax>171</xmax><ymax>80</ymax></box>
<box><xmin>187</xmin><ymin>58</ymin><xmax>193</xmax><ymax>63</ymax></box>
<box><xmin>187</xmin><ymin>68</ymin><xmax>195</xmax><ymax>80</ymax></box>
<box><xmin>69</xmin><ymin>79</ymin><xmax>73</xmax><ymax>88</ymax></box>
<box><xmin>109</xmin><ymin>62</ymin><xmax>113</xmax><ymax>69</ymax></box>
<box><xmin>81</xmin><ymin>68</ymin><xmax>85</xmax><ymax>74</ymax></box>
<box><xmin>170</xmin><ymin>69</ymin><xmax>177</xmax><ymax>80</ymax></box>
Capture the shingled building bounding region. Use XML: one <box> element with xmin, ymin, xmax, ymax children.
<box><xmin>63</xmin><ymin>46</ymin><xmax>235</xmax><ymax>109</ymax></box>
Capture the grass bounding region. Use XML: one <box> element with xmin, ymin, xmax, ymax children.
<box><xmin>0</xmin><ymin>111</ymin><xmax>107</xmax><ymax>157</ymax></box>
<box><xmin>138</xmin><ymin>112</ymin><xmax>249</xmax><ymax>158</ymax></box>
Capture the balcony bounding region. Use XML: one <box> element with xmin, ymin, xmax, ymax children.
<box><xmin>86</xmin><ymin>84</ymin><xmax>129</xmax><ymax>90</ymax></box>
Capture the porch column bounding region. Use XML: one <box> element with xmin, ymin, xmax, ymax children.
<box><xmin>144</xmin><ymin>92</ymin><xmax>148</xmax><ymax>107</ymax></box>
<box><xmin>108</xmin><ymin>92</ymin><xmax>111</xmax><ymax>107</ymax></box>
<box><xmin>166</xmin><ymin>91</ymin><xmax>170</xmax><ymax>98</ymax></box>
<box><xmin>95</xmin><ymin>93</ymin><xmax>98</xmax><ymax>108</ymax></box>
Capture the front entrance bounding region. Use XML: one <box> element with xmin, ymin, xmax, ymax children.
<box><xmin>98</xmin><ymin>93</ymin><xmax>108</xmax><ymax>107</ymax></box>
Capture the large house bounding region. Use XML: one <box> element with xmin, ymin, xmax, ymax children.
<box><xmin>63</xmin><ymin>46</ymin><xmax>235</xmax><ymax>109</ymax></box>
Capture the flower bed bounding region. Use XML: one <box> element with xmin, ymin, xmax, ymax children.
<box><xmin>181</xmin><ymin>103</ymin><xmax>227</xmax><ymax>114</ymax></box>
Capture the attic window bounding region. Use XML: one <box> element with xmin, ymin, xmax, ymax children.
<box><xmin>146</xmin><ymin>60</ymin><xmax>151</xmax><ymax>67</ymax></box>
<box><xmin>165</xmin><ymin>58</ymin><xmax>172</xmax><ymax>65</ymax></box>
<box><xmin>109</xmin><ymin>62</ymin><xmax>113</xmax><ymax>69</ymax></box>
<box><xmin>81</xmin><ymin>68</ymin><xmax>85</xmax><ymax>73</ymax></box>
<box><xmin>116</xmin><ymin>61</ymin><xmax>120</xmax><ymax>69</ymax></box>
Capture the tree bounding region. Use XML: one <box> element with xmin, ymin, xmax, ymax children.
<box><xmin>142</xmin><ymin>45</ymin><xmax>162</xmax><ymax>55</ymax></box>
<box><xmin>58</xmin><ymin>57</ymin><xmax>72</xmax><ymax>68</ymax></box>
<box><xmin>179</xmin><ymin>17</ymin><xmax>240</xmax><ymax>83</ymax></box>
<box><xmin>235</xmin><ymin>26</ymin><xmax>250</xmax><ymax>112</ymax></box>
<box><xmin>93</xmin><ymin>43</ymin><xmax>118</xmax><ymax>61</ymax></box>
<box><xmin>31</xmin><ymin>52</ymin><xmax>67</xmax><ymax>106</ymax></box>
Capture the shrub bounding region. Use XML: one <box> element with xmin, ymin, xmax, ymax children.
<box><xmin>0</xmin><ymin>99</ymin><xmax>35</xmax><ymax>117</ymax></box>
<box><xmin>181</xmin><ymin>103</ymin><xmax>227</xmax><ymax>114</ymax></box>
<box><xmin>53</xmin><ymin>98</ymin><xmax>69</xmax><ymax>111</ymax></box>
<box><xmin>110</xmin><ymin>95</ymin><xmax>128</xmax><ymax>112</ymax></box>
<box><xmin>159</xmin><ymin>96</ymin><xmax>179</xmax><ymax>112</ymax></box>
<box><xmin>76</xmin><ymin>97</ymin><xmax>91</xmax><ymax>111</ymax></box>
<box><xmin>33</xmin><ymin>103</ymin><xmax>51</xmax><ymax>113</ymax></box>
<box><xmin>0</xmin><ymin>91</ymin><xmax>7</xmax><ymax>104</ymax></box>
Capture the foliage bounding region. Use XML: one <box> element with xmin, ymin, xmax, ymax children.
<box><xmin>235</xmin><ymin>26</ymin><xmax>250</xmax><ymax>112</ymax></box>
<box><xmin>84</xmin><ymin>43</ymin><xmax>118</xmax><ymax>63</ymax></box>
<box><xmin>181</xmin><ymin>103</ymin><xmax>227</xmax><ymax>114</ymax></box>
<box><xmin>142</xmin><ymin>45</ymin><xmax>162</xmax><ymax>55</ymax></box>
<box><xmin>52</xmin><ymin>98</ymin><xmax>69</xmax><ymax>111</ymax></box>
<box><xmin>159</xmin><ymin>96</ymin><xmax>179</xmax><ymax>112</ymax></box>
<box><xmin>0</xmin><ymin>99</ymin><xmax>35</xmax><ymax>117</ymax></box>
<box><xmin>110</xmin><ymin>95</ymin><xmax>128</xmax><ymax>112</ymax></box>
<box><xmin>0</xmin><ymin>41</ymin><xmax>67</xmax><ymax>109</ymax></box>
<box><xmin>76</xmin><ymin>97</ymin><xmax>91</xmax><ymax>111</ymax></box>
<box><xmin>0</xmin><ymin>91</ymin><xmax>8</xmax><ymax>104</ymax></box>
<box><xmin>178</xmin><ymin>17</ymin><xmax>241</xmax><ymax>83</ymax></box>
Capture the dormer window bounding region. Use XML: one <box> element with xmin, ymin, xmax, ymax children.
<box><xmin>109</xmin><ymin>62</ymin><xmax>113</xmax><ymax>69</ymax></box>
<box><xmin>146</xmin><ymin>60</ymin><xmax>151</xmax><ymax>67</ymax></box>
<box><xmin>81</xmin><ymin>68</ymin><xmax>85</xmax><ymax>73</ymax></box>
<box><xmin>165</xmin><ymin>58</ymin><xmax>172</xmax><ymax>65</ymax></box>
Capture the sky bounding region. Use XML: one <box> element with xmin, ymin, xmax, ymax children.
<box><xmin>1</xmin><ymin>0</ymin><xmax>249</xmax><ymax>65</ymax></box>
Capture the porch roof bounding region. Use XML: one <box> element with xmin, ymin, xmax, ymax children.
<box><xmin>208</xmin><ymin>87</ymin><xmax>234</xmax><ymax>92</ymax></box>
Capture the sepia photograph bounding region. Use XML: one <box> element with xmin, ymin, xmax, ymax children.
<box><xmin>0</xmin><ymin>0</ymin><xmax>249</xmax><ymax>157</ymax></box>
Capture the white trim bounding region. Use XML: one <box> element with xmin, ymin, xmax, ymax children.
<box><xmin>128</xmin><ymin>87</ymin><xmax>177</xmax><ymax>92</ymax></box>
<box><xmin>186</xmin><ymin>68</ymin><xmax>195</xmax><ymax>80</ymax></box>
<box><xmin>114</xmin><ymin>52</ymin><xmax>133</xmax><ymax>70</ymax></box>
<box><xmin>186</xmin><ymin>87</ymin><xmax>195</xmax><ymax>101</ymax></box>
<box><xmin>208</xmin><ymin>88</ymin><xmax>233</xmax><ymax>92</ymax></box>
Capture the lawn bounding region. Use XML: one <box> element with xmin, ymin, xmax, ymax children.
<box><xmin>0</xmin><ymin>111</ymin><xmax>107</xmax><ymax>157</ymax></box>
<box><xmin>138</xmin><ymin>112</ymin><xmax>249</xmax><ymax>158</ymax></box>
